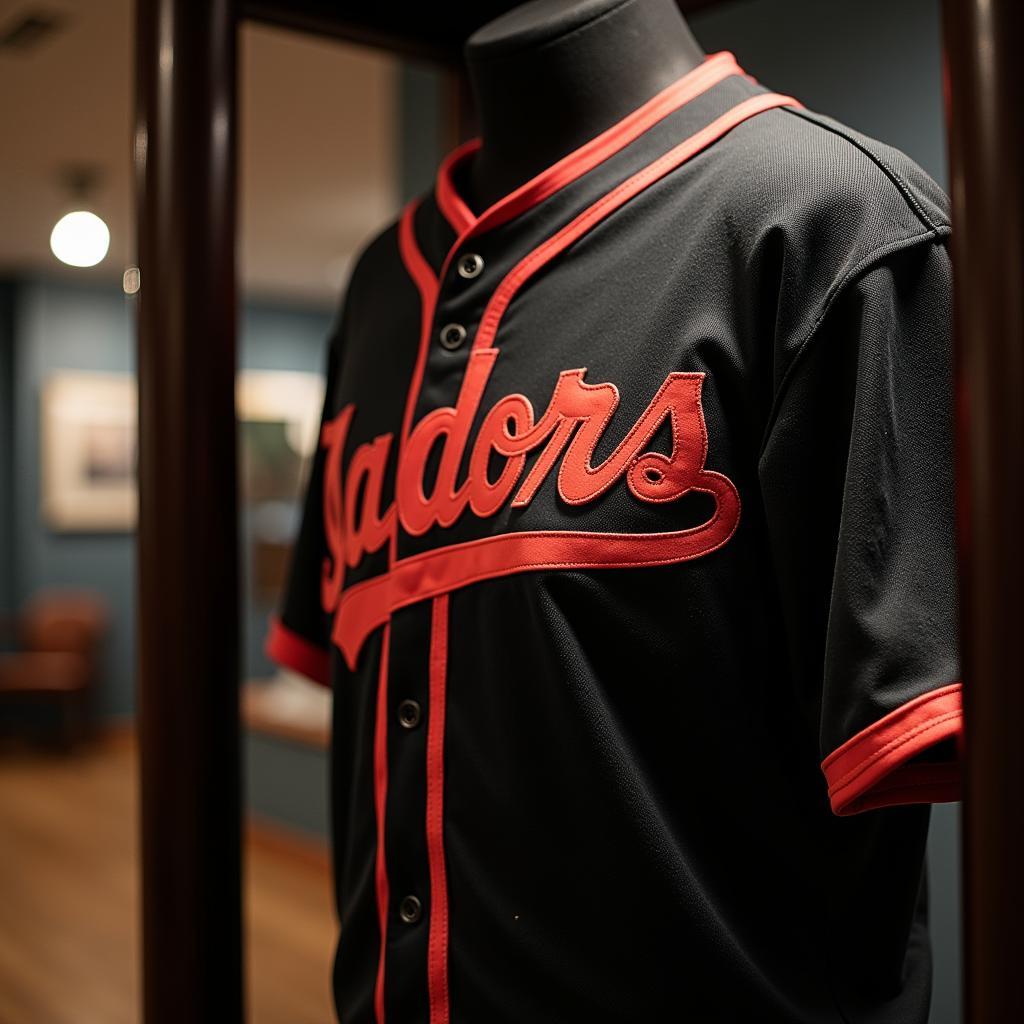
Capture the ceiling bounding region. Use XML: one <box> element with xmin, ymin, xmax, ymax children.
<box><xmin>0</xmin><ymin>0</ymin><xmax>401</xmax><ymax>308</ymax></box>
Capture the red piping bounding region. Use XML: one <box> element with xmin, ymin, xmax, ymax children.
<box><xmin>369</xmin><ymin>200</ymin><xmax>441</xmax><ymax>1023</ymax></box>
<box><xmin>373</xmin><ymin>622</ymin><xmax>392</xmax><ymax>1024</ymax></box>
<box><xmin>426</xmin><ymin>595</ymin><xmax>451</xmax><ymax>1024</ymax></box>
<box><xmin>398</xmin><ymin>200</ymin><xmax>440</xmax><ymax>455</ymax></box>
<box><xmin>434</xmin><ymin>137</ymin><xmax>480</xmax><ymax>238</ymax></box>
<box><xmin>397</xmin><ymin>203</ymin><xmax>457</xmax><ymax>1024</ymax></box>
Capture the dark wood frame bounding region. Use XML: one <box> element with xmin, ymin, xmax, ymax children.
<box><xmin>134</xmin><ymin>1</ymin><xmax>1022</xmax><ymax>1020</ymax></box>
<box><xmin>942</xmin><ymin>3</ymin><xmax>1024</xmax><ymax>1021</ymax></box>
<box><xmin>135</xmin><ymin>1</ymin><xmax>241</xmax><ymax>1019</ymax></box>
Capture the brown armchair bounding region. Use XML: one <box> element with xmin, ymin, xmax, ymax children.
<box><xmin>0</xmin><ymin>591</ymin><xmax>108</xmax><ymax>747</ymax></box>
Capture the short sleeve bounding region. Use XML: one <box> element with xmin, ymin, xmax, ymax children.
<box><xmin>758</xmin><ymin>234</ymin><xmax>962</xmax><ymax>815</ymax></box>
<box><xmin>264</xmin><ymin>340</ymin><xmax>339</xmax><ymax>688</ymax></box>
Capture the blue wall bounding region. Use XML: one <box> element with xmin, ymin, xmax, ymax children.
<box><xmin>686</xmin><ymin>3</ymin><xmax>960</xmax><ymax>1022</ymax></box>
<box><xmin>5</xmin><ymin>276</ymin><xmax>334</xmax><ymax>718</ymax></box>
<box><xmin>10</xmin><ymin>279</ymin><xmax>139</xmax><ymax>717</ymax></box>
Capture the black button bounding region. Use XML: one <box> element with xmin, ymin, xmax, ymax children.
<box><xmin>398</xmin><ymin>699</ymin><xmax>421</xmax><ymax>729</ymax></box>
<box><xmin>399</xmin><ymin>894</ymin><xmax>422</xmax><ymax>924</ymax></box>
<box><xmin>439</xmin><ymin>323</ymin><xmax>467</xmax><ymax>350</ymax></box>
<box><xmin>457</xmin><ymin>253</ymin><xmax>484</xmax><ymax>279</ymax></box>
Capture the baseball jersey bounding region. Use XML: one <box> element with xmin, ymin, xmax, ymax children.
<box><xmin>267</xmin><ymin>50</ymin><xmax>962</xmax><ymax>1024</ymax></box>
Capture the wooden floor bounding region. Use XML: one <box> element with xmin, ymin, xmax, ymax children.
<box><xmin>0</xmin><ymin>731</ymin><xmax>336</xmax><ymax>1024</ymax></box>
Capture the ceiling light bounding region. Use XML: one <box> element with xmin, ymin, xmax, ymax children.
<box><xmin>50</xmin><ymin>210</ymin><xmax>110</xmax><ymax>267</ymax></box>
<box><xmin>50</xmin><ymin>165</ymin><xmax>110</xmax><ymax>269</ymax></box>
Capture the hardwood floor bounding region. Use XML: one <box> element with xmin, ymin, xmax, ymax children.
<box><xmin>0</xmin><ymin>730</ymin><xmax>336</xmax><ymax>1024</ymax></box>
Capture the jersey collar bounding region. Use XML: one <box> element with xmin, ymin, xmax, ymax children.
<box><xmin>434</xmin><ymin>49</ymin><xmax>744</xmax><ymax>240</ymax></box>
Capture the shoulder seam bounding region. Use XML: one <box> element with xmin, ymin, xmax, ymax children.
<box><xmin>757</xmin><ymin>224</ymin><xmax>952</xmax><ymax>459</ymax></box>
<box><xmin>781</xmin><ymin>106</ymin><xmax>947</xmax><ymax>234</ymax></box>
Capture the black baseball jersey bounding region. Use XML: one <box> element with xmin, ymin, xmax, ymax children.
<box><xmin>267</xmin><ymin>50</ymin><xmax>962</xmax><ymax>1024</ymax></box>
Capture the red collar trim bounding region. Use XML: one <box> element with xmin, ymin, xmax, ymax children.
<box><xmin>434</xmin><ymin>50</ymin><xmax>743</xmax><ymax>239</ymax></box>
<box><xmin>435</xmin><ymin>138</ymin><xmax>482</xmax><ymax>237</ymax></box>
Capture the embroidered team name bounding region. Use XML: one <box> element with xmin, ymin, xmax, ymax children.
<box><xmin>319</xmin><ymin>347</ymin><xmax>738</xmax><ymax>613</ymax></box>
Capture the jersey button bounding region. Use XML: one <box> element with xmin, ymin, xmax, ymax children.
<box><xmin>397</xmin><ymin>699</ymin><xmax>421</xmax><ymax>729</ymax></box>
<box><xmin>439</xmin><ymin>323</ymin><xmax>467</xmax><ymax>350</ymax></box>
<box><xmin>399</xmin><ymin>894</ymin><xmax>422</xmax><ymax>924</ymax></box>
<box><xmin>456</xmin><ymin>253</ymin><xmax>484</xmax><ymax>279</ymax></box>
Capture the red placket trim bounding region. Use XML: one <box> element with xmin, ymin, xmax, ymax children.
<box><xmin>371</xmin><ymin>200</ymin><xmax>442</xmax><ymax>1024</ymax></box>
<box><xmin>425</xmin><ymin>594</ymin><xmax>451</xmax><ymax>1024</ymax></box>
<box><xmin>372</xmin><ymin>621</ymin><xmax>392</xmax><ymax>1024</ymax></box>
<box><xmin>398</xmin><ymin>201</ymin><xmax>441</xmax><ymax>451</ymax></box>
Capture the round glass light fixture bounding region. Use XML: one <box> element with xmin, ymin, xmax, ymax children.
<box><xmin>50</xmin><ymin>210</ymin><xmax>110</xmax><ymax>268</ymax></box>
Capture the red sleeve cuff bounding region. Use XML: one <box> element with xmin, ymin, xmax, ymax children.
<box><xmin>265</xmin><ymin>617</ymin><xmax>331</xmax><ymax>688</ymax></box>
<box><xmin>821</xmin><ymin>682</ymin><xmax>963</xmax><ymax>815</ymax></box>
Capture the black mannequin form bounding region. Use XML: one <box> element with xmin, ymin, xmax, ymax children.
<box><xmin>463</xmin><ymin>0</ymin><xmax>706</xmax><ymax>211</ymax></box>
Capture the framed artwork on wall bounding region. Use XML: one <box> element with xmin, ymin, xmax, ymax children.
<box><xmin>41</xmin><ymin>371</ymin><xmax>138</xmax><ymax>532</ymax></box>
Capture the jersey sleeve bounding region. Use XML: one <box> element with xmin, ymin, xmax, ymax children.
<box><xmin>264</xmin><ymin>340</ymin><xmax>339</xmax><ymax>688</ymax></box>
<box><xmin>758</xmin><ymin>233</ymin><xmax>962</xmax><ymax>815</ymax></box>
